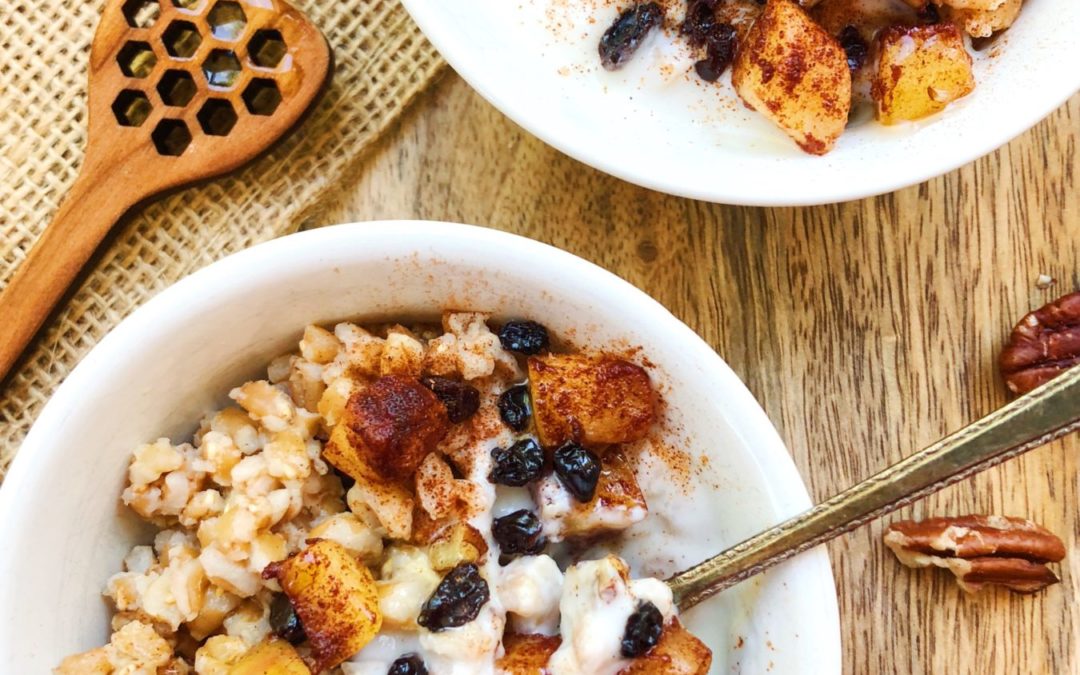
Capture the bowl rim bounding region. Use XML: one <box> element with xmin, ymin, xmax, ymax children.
<box><xmin>400</xmin><ymin>0</ymin><xmax>1080</xmax><ymax>206</ymax></box>
<box><xmin>0</xmin><ymin>221</ymin><xmax>842</xmax><ymax>672</ymax></box>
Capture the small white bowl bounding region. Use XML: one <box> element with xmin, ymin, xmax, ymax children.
<box><xmin>401</xmin><ymin>0</ymin><xmax>1079</xmax><ymax>205</ymax></box>
<box><xmin>0</xmin><ymin>222</ymin><xmax>840</xmax><ymax>673</ymax></box>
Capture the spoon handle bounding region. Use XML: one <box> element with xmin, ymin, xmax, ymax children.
<box><xmin>0</xmin><ymin>165</ymin><xmax>132</xmax><ymax>383</ymax></box>
<box><xmin>668</xmin><ymin>365</ymin><xmax>1080</xmax><ymax>610</ymax></box>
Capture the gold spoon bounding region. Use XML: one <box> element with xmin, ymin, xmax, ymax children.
<box><xmin>669</xmin><ymin>365</ymin><xmax>1080</xmax><ymax>610</ymax></box>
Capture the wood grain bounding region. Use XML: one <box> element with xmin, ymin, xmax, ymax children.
<box><xmin>318</xmin><ymin>74</ymin><xmax>1079</xmax><ymax>674</ymax></box>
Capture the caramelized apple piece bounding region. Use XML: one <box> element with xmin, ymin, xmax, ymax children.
<box><xmin>497</xmin><ymin>633</ymin><xmax>562</xmax><ymax>674</ymax></box>
<box><xmin>732</xmin><ymin>0</ymin><xmax>851</xmax><ymax>154</ymax></box>
<box><xmin>527</xmin><ymin>354</ymin><xmax>656</xmax><ymax>449</ymax></box>
<box><xmin>619</xmin><ymin>619</ymin><xmax>713</xmax><ymax>675</ymax></box>
<box><xmin>872</xmin><ymin>24</ymin><xmax>975</xmax><ymax>124</ymax></box>
<box><xmin>228</xmin><ymin>638</ymin><xmax>310</xmax><ymax>675</ymax></box>
<box><xmin>536</xmin><ymin>449</ymin><xmax>648</xmax><ymax>542</ymax></box>
<box><xmin>322</xmin><ymin>375</ymin><xmax>449</xmax><ymax>483</ymax></box>
<box><xmin>427</xmin><ymin>521</ymin><xmax>489</xmax><ymax>571</ymax></box>
<box><xmin>263</xmin><ymin>540</ymin><xmax>381</xmax><ymax>672</ymax></box>
<box><xmin>945</xmin><ymin>0</ymin><xmax>1022</xmax><ymax>38</ymax></box>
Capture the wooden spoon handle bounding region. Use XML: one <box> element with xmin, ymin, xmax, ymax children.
<box><xmin>0</xmin><ymin>170</ymin><xmax>133</xmax><ymax>382</ymax></box>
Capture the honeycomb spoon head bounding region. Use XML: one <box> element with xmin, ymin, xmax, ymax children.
<box><xmin>0</xmin><ymin>0</ymin><xmax>331</xmax><ymax>384</ymax></box>
<box><xmin>87</xmin><ymin>0</ymin><xmax>331</xmax><ymax>193</ymax></box>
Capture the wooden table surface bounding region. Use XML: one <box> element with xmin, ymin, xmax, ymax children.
<box><xmin>320</xmin><ymin>74</ymin><xmax>1079</xmax><ymax>674</ymax></box>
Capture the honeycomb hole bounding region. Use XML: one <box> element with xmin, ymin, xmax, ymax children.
<box><xmin>163</xmin><ymin>20</ymin><xmax>202</xmax><ymax>59</ymax></box>
<box><xmin>117</xmin><ymin>41</ymin><xmax>157</xmax><ymax>78</ymax></box>
<box><xmin>197</xmin><ymin>99</ymin><xmax>238</xmax><ymax>136</ymax></box>
<box><xmin>248</xmin><ymin>29</ymin><xmax>287</xmax><ymax>69</ymax></box>
<box><xmin>202</xmin><ymin>49</ymin><xmax>243</xmax><ymax>89</ymax></box>
<box><xmin>111</xmin><ymin>90</ymin><xmax>153</xmax><ymax>127</ymax></box>
<box><xmin>151</xmin><ymin>119</ymin><xmax>192</xmax><ymax>156</ymax></box>
<box><xmin>171</xmin><ymin>0</ymin><xmax>206</xmax><ymax>11</ymax></box>
<box><xmin>207</xmin><ymin>1</ymin><xmax>247</xmax><ymax>41</ymax></box>
<box><xmin>122</xmin><ymin>0</ymin><xmax>160</xmax><ymax>29</ymax></box>
<box><xmin>242</xmin><ymin>78</ymin><xmax>281</xmax><ymax>115</ymax></box>
<box><xmin>157</xmin><ymin>70</ymin><xmax>197</xmax><ymax>107</ymax></box>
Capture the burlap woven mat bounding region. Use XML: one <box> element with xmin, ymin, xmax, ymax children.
<box><xmin>0</xmin><ymin>0</ymin><xmax>445</xmax><ymax>476</ymax></box>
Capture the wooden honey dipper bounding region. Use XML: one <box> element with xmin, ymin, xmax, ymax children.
<box><xmin>0</xmin><ymin>0</ymin><xmax>331</xmax><ymax>381</ymax></box>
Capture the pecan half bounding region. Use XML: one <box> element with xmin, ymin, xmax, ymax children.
<box><xmin>999</xmin><ymin>291</ymin><xmax>1080</xmax><ymax>394</ymax></box>
<box><xmin>884</xmin><ymin>515</ymin><xmax>1066</xmax><ymax>593</ymax></box>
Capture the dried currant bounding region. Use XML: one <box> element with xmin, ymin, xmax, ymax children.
<box><xmin>332</xmin><ymin>465</ymin><xmax>356</xmax><ymax>491</ymax></box>
<box><xmin>489</xmin><ymin>438</ymin><xmax>544</xmax><ymax>487</ymax></box>
<box><xmin>553</xmin><ymin>442</ymin><xmax>601</xmax><ymax>502</ymax></box>
<box><xmin>621</xmin><ymin>601</ymin><xmax>664</xmax><ymax>657</ymax></box>
<box><xmin>388</xmin><ymin>654</ymin><xmax>429</xmax><ymax>675</ymax></box>
<box><xmin>999</xmin><ymin>291</ymin><xmax>1080</xmax><ymax>394</ymax></box>
<box><xmin>493</xmin><ymin>509</ymin><xmax>546</xmax><ymax>557</ymax></box>
<box><xmin>421</xmin><ymin>376</ymin><xmax>481</xmax><ymax>423</ymax></box>
<box><xmin>917</xmin><ymin>2</ymin><xmax>941</xmax><ymax>23</ymax></box>
<box><xmin>498</xmin><ymin>385</ymin><xmax>532</xmax><ymax>431</ymax></box>
<box><xmin>269</xmin><ymin>593</ymin><xmax>306</xmax><ymax>644</ymax></box>
<box><xmin>599</xmin><ymin>3</ymin><xmax>665</xmax><ymax>71</ymax></box>
<box><xmin>838</xmin><ymin>26</ymin><xmax>868</xmax><ymax>72</ymax></box>
<box><xmin>498</xmin><ymin>320</ymin><xmax>551</xmax><ymax>355</ymax></box>
<box><xmin>681</xmin><ymin>0</ymin><xmax>718</xmax><ymax>48</ymax></box>
<box><xmin>693</xmin><ymin>23</ymin><xmax>737</xmax><ymax>82</ymax></box>
<box><xmin>417</xmin><ymin>563</ymin><xmax>490</xmax><ymax>632</ymax></box>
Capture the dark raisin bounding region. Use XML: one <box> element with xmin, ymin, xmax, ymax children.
<box><xmin>681</xmin><ymin>0</ymin><xmax>717</xmax><ymax>48</ymax></box>
<box><xmin>332</xmin><ymin>465</ymin><xmax>356</xmax><ymax>491</ymax></box>
<box><xmin>493</xmin><ymin>509</ymin><xmax>546</xmax><ymax>558</ymax></box>
<box><xmin>838</xmin><ymin>26</ymin><xmax>868</xmax><ymax>72</ymax></box>
<box><xmin>693</xmin><ymin>23</ymin><xmax>737</xmax><ymax>82</ymax></box>
<box><xmin>388</xmin><ymin>654</ymin><xmax>428</xmax><ymax>675</ymax></box>
<box><xmin>489</xmin><ymin>438</ymin><xmax>544</xmax><ymax>487</ymax></box>
<box><xmin>269</xmin><ymin>593</ymin><xmax>306</xmax><ymax>644</ymax></box>
<box><xmin>421</xmin><ymin>376</ymin><xmax>481</xmax><ymax>424</ymax></box>
<box><xmin>417</xmin><ymin>563</ymin><xmax>490</xmax><ymax>632</ymax></box>
<box><xmin>553</xmin><ymin>442</ymin><xmax>601</xmax><ymax>502</ymax></box>
<box><xmin>498</xmin><ymin>320</ymin><xmax>550</xmax><ymax>355</ymax></box>
<box><xmin>498</xmin><ymin>385</ymin><xmax>532</xmax><ymax>432</ymax></box>
<box><xmin>917</xmin><ymin>2</ymin><xmax>941</xmax><ymax>23</ymax></box>
<box><xmin>598</xmin><ymin>3</ymin><xmax>665</xmax><ymax>71</ymax></box>
<box><xmin>621</xmin><ymin>601</ymin><xmax>664</xmax><ymax>657</ymax></box>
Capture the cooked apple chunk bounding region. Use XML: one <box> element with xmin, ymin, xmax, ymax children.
<box><xmin>323</xmin><ymin>375</ymin><xmax>449</xmax><ymax>483</ymax></box>
<box><xmin>527</xmin><ymin>354</ymin><xmax>656</xmax><ymax>449</ymax></box>
<box><xmin>732</xmin><ymin>0</ymin><xmax>852</xmax><ymax>155</ymax></box>
<box><xmin>619</xmin><ymin>619</ymin><xmax>713</xmax><ymax>675</ymax></box>
<box><xmin>426</xmin><ymin>520</ymin><xmax>489</xmax><ymax>571</ymax></box>
<box><xmin>497</xmin><ymin>633</ymin><xmax>562</xmax><ymax>674</ymax></box>
<box><xmin>945</xmin><ymin>0</ymin><xmax>1022</xmax><ymax>38</ymax></box>
<box><xmin>262</xmin><ymin>540</ymin><xmax>382</xmax><ymax>672</ymax></box>
<box><xmin>536</xmin><ymin>449</ymin><xmax>648</xmax><ymax>541</ymax></box>
<box><xmin>872</xmin><ymin>24</ymin><xmax>975</xmax><ymax>124</ymax></box>
<box><xmin>228</xmin><ymin>638</ymin><xmax>310</xmax><ymax>675</ymax></box>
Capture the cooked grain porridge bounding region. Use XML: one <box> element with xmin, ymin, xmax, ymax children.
<box><xmin>58</xmin><ymin>312</ymin><xmax>712</xmax><ymax>675</ymax></box>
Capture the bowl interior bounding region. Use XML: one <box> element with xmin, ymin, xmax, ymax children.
<box><xmin>0</xmin><ymin>221</ymin><xmax>840</xmax><ymax>673</ymax></box>
<box><xmin>401</xmin><ymin>0</ymin><xmax>1079</xmax><ymax>205</ymax></box>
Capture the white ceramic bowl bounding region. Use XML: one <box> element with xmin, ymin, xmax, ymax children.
<box><xmin>0</xmin><ymin>221</ymin><xmax>840</xmax><ymax>673</ymax></box>
<box><xmin>401</xmin><ymin>0</ymin><xmax>1079</xmax><ymax>205</ymax></box>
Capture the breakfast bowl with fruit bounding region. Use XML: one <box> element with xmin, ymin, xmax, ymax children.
<box><xmin>400</xmin><ymin>0</ymin><xmax>1080</xmax><ymax>205</ymax></box>
<box><xmin>0</xmin><ymin>222</ymin><xmax>840</xmax><ymax>674</ymax></box>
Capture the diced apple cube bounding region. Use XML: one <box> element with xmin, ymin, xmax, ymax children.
<box><xmin>262</xmin><ymin>540</ymin><xmax>381</xmax><ymax>672</ymax></box>
<box><xmin>527</xmin><ymin>354</ymin><xmax>656</xmax><ymax>449</ymax></box>
<box><xmin>732</xmin><ymin>0</ymin><xmax>852</xmax><ymax>154</ymax></box>
<box><xmin>872</xmin><ymin>23</ymin><xmax>975</xmax><ymax>124</ymax></box>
